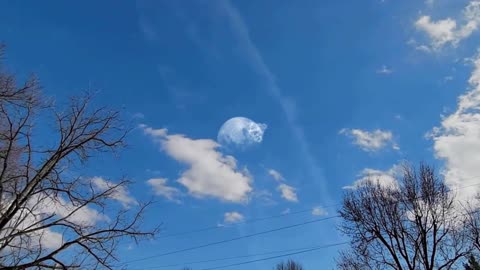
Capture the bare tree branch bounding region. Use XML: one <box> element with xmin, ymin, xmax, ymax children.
<box><xmin>337</xmin><ymin>164</ymin><xmax>471</xmax><ymax>270</ymax></box>
<box><xmin>0</xmin><ymin>47</ymin><xmax>159</xmax><ymax>269</ymax></box>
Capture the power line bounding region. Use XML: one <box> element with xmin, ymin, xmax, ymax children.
<box><xmin>156</xmin><ymin>178</ymin><xmax>480</xmax><ymax>240</ymax></box>
<box><xmin>120</xmin><ymin>215</ymin><xmax>340</xmax><ymax>265</ymax></box>
<box><xmin>156</xmin><ymin>202</ymin><xmax>341</xmax><ymax>239</ymax></box>
<box><xmin>138</xmin><ymin>242</ymin><xmax>346</xmax><ymax>269</ymax></box>
<box><xmin>198</xmin><ymin>242</ymin><xmax>348</xmax><ymax>270</ymax></box>
<box><xmin>122</xmin><ymin>179</ymin><xmax>480</xmax><ymax>267</ymax></box>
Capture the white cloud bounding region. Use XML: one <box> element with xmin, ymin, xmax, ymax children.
<box><xmin>376</xmin><ymin>65</ymin><xmax>393</xmax><ymax>74</ymax></box>
<box><xmin>1</xmin><ymin>192</ymin><xmax>108</xmax><ymax>253</ymax></box>
<box><xmin>147</xmin><ymin>178</ymin><xmax>181</xmax><ymax>203</ymax></box>
<box><xmin>415</xmin><ymin>1</ymin><xmax>480</xmax><ymax>50</ymax></box>
<box><xmin>91</xmin><ymin>177</ymin><xmax>138</xmax><ymax>208</ymax></box>
<box><xmin>277</xmin><ymin>183</ymin><xmax>298</xmax><ymax>202</ymax></box>
<box><xmin>312</xmin><ymin>206</ymin><xmax>328</xmax><ymax>216</ymax></box>
<box><xmin>340</xmin><ymin>128</ymin><xmax>399</xmax><ymax>152</ymax></box>
<box><xmin>268</xmin><ymin>169</ymin><xmax>284</xmax><ymax>181</ymax></box>
<box><xmin>33</xmin><ymin>193</ymin><xmax>108</xmax><ymax>227</ymax></box>
<box><xmin>141</xmin><ymin>125</ymin><xmax>253</xmax><ymax>203</ymax></box>
<box><xmin>281</xmin><ymin>208</ymin><xmax>291</xmax><ymax>215</ymax></box>
<box><xmin>430</xmin><ymin>51</ymin><xmax>480</xmax><ymax>201</ymax></box>
<box><xmin>415</xmin><ymin>16</ymin><xmax>457</xmax><ymax>48</ymax></box>
<box><xmin>343</xmin><ymin>165</ymin><xmax>401</xmax><ymax>190</ymax></box>
<box><xmin>224</xmin><ymin>211</ymin><xmax>244</xmax><ymax>224</ymax></box>
<box><xmin>0</xmin><ymin>203</ymin><xmax>64</xmax><ymax>251</ymax></box>
<box><xmin>266</xmin><ymin>169</ymin><xmax>299</xmax><ymax>203</ymax></box>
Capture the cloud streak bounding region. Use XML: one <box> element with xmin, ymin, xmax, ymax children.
<box><xmin>216</xmin><ymin>0</ymin><xmax>329</xmax><ymax>203</ymax></box>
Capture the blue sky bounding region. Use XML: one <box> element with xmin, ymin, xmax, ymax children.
<box><xmin>2</xmin><ymin>0</ymin><xmax>480</xmax><ymax>269</ymax></box>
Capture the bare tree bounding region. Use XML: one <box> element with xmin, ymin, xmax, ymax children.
<box><xmin>464</xmin><ymin>195</ymin><xmax>480</xmax><ymax>267</ymax></box>
<box><xmin>337</xmin><ymin>164</ymin><xmax>470</xmax><ymax>270</ymax></box>
<box><xmin>275</xmin><ymin>259</ymin><xmax>304</xmax><ymax>270</ymax></box>
<box><xmin>0</xmin><ymin>48</ymin><xmax>157</xmax><ymax>269</ymax></box>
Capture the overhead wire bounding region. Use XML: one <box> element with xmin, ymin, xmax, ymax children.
<box><xmin>137</xmin><ymin>242</ymin><xmax>347</xmax><ymax>269</ymax></box>
<box><xmin>156</xmin><ymin>202</ymin><xmax>342</xmax><ymax>239</ymax></box>
<box><xmin>122</xmin><ymin>179</ymin><xmax>480</xmax><ymax>267</ymax></box>
<box><xmin>119</xmin><ymin>215</ymin><xmax>340</xmax><ymax>265</ymax></box>
<box><xmin>156</xmin><ymin>176</ymin><xmax>480</xmax><ymax>240</ymax></box>
<box><xmin>194</xmin><ymin>180</ymin><xmax>480</xmax><ymax>270</ymax></box>
<box><xmin>197</xmin><ymin>242</ymin><xmax>348</xmax><ymax>270</ymax></box>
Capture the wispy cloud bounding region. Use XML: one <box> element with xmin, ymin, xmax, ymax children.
<box><xmin>312</xmin><ymin>206</ymin><xmax>328</xmax><ymax>216</ymax></box>
<box><xmin>251</xmin><ymin>189</ymin><xmax>276</xmax><ymax>206</ymax></box>
<box><xmin>266</xmin><ymin>168</ymin><xmax>300</xmax><ymax>203</ymax></box>
<box><xmin>158</xmin><ymin>65</ymin><xmax>207</xmax><ymax>110</ymax></box>
<box><xmin>91</xmin><ymin>177</ymin><xmax>138</xmax><ymax>208</ymax></box>
<box><xmin>340</xmin><ymin>128</ymin><xmax>399</xmax><ymax>152</ymax></box>
<box><xmin>376</xmin><ymin>65</ymin><xmax>393</xmax><ymax>74</ymax></box>
<box><xmin>147</xmin><ymin>178</ymin><xmax>182</xmax><ymax>203</ymax></box>
<box><xmin>277</xmin><ymin>183</ymin><xmax>298</xmax><ymax>202</ymax></box>
<box><xmin>268</xmin><ymin>169</ymin><xmax>284</xmax><ymax>182</ymax></box>
<box><xmin>414</xmin><ymin>1</ymin><xmax>480</xmax><ymax>51</ymax></box>
<box><xmin>444</xmin><ymin>75</ymin><xmax>454</xmax><ymax>82</ymax></box>
<box><xmin>224</xmin><ymin>211</ymin><xmax>244</xmax><ymax>224</ymax></box>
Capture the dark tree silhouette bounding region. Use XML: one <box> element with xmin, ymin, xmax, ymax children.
<box><xmin>275</xmin><ymin>259</ymin><xmax>304</xmax><ymax>270</ymax></box>
<box><xmin>0</xmin><ymin>47</ymin><xmax>158</xmax><ymax>269</ymax></box>
<box><xmin>465</xmin><ymin>197</ymin><xmax>480</xmax><ymax>257</ymax></box>
<box><xmin>464</xmin><ymin>254</ymin><xmax>480</xmax><ymax>270</ymax></box>
<box><xmin>337</xmin><ymin>164</ymin><xmax>471</xmax><ymax>270</ymax></box>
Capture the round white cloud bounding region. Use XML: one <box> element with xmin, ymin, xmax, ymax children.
<box><xmin>217</xmin><ymin>117</ymin><xmax>267</xmax><ymax>148</ymax></box>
